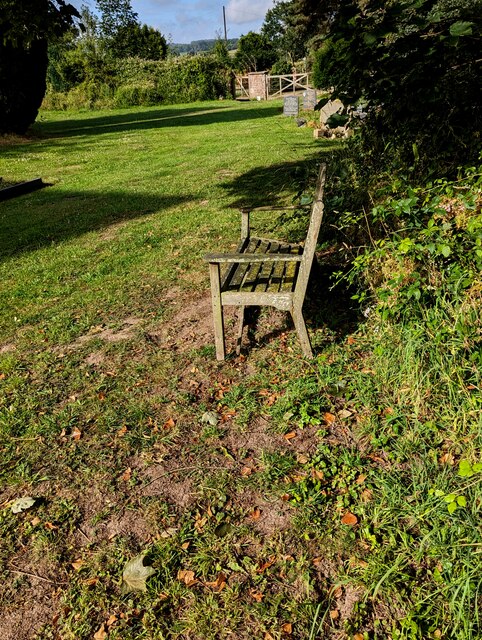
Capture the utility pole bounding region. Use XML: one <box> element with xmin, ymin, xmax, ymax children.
<box><xmin>223</xmin><ymin>6</ymin><xmax>227</xmax><ymax>43</ymax></box>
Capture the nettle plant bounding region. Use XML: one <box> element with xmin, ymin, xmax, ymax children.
<box><xmin>347</xmin><ymin>163</ymin><xmax>482</xmax><ymax>317</ymax></box>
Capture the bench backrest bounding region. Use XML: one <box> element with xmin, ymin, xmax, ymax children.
<box><xmin>293</xmin><ymin>163</ymin><xmax>326</xmax><ymax>307</ymax></box>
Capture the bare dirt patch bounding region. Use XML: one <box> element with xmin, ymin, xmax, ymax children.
<box><xmin>140</xmin><ymin>462</ymin><xmax>197</xmax><ymax>510</ymax></box>
<box><xmin>0</xmin><ymin>343</ymin><xmax>16</xmax><ymax>354</ymax></box>
<box><xmin>61</xmin><ymin>316</ymin><xmax>142</xmax><ymax>353</ymax></box>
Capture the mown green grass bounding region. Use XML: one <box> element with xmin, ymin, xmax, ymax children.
<box><xmin>0</xmin><ymin>101</ymin><xmax>481</xmax><ymax>640</ymax></box>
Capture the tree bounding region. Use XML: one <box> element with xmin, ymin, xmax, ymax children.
<box><xmin>110</xmin><ymin>23</ymin><xmax>167</xmax><ymax>60</ymax></box>
<box><xmin>95</xmin><ymin>0</ymin><xmax>138</xmax><ymax>39</ymax></box>
<box><xmin>261</xmin><ymin>1</ymin><xmax>305</xmax><ymax>67</ymax></box>
<box><xmin>304</xmin><ymin>0</ymin><xmax>482</xmax><ymax>171</ymax></box>
<box><xmin>234</xmin><ymin>32</ymin><xmax>276</xmax><ymax>72</ymax></box>
<box><xmin>0</xmin><ymin>0</ymin><xmax>79</xmax><ymax>134</ymax></box>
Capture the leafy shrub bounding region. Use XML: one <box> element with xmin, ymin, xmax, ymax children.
<box><xmin>43</xmin><ymin>53</ymin><xmax>230</xmax><ymax>110</ymax></box>
<box><xmin>114</xmin><ymin>81</ymin><xmax>161</xmax><ymax>107</ymax></box>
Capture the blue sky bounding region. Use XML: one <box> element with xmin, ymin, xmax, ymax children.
<box><xmin>75</xmin><ymin>0</ymin><xmax>274</xmax><ymax>43</ymax></box>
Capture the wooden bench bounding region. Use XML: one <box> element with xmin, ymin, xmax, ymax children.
<box><xmin>204</xmin><ymin>163</ymin><xmax>326</xmax><ymax>360</ymax></box>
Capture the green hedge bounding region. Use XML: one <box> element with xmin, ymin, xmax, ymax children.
<box><xmin>43</xmin><ymin>54</ymin><xmax>230</xmax><ymax>110</ymax></box>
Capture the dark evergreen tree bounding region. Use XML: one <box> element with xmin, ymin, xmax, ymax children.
<box><xmin>0</xmin><ymin>0</ymin><xmax>79</xmax><ymax>134</ymax></box>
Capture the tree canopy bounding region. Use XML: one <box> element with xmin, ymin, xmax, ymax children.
<box><xmin>307</xmin><ymin>0</ymin><xmax>482</xmax><ymax>171</ymax></box>
<box><xmin>234</xmin><ymin>32</ymin><xmax>276</xmax><ymax>73</ymax></box>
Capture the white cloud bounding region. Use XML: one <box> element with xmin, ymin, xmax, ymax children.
<box><xmin>225</xmin><ymin>0</ymin><xmax>273</xmax><ymax>25</ymax></box>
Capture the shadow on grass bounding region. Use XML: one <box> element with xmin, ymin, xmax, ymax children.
<box><xmin>34</xmin><ymin>103</ymin><xmax>282</xmax><ymax>138</ymax></box>
<box><xmin>0</xmin><ymin>189</ymin><xmax>192</xmax><ymax>259</ymax></box>
<box><xmin>220</xmin><ymin>145</ymin><xmax>340</xmax><ymax>209</ymax></box>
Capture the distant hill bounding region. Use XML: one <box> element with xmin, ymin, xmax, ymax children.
<box><xmin>170</xmin><ymin>38</ymin><xmax>239</xmax><ymax>55</ymax></box>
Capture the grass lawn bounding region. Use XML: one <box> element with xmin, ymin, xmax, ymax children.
<box><xmin>0</xmin><ymin>100</ymin><xmax>481</xmax><ymax>640</ymax></box>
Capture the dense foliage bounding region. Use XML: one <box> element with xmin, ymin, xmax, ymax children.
<box><xmin>233</xmin><ymin>32</ymin><xmax>276</xmax><ymax>72</ymax></box>
<box><xmin>310</xmin><ymin>0</ymin><xmax>482</xmax><ymax>173</ymax></box>
<box><xmin>43</xmin><ymin>54</ymin><xmax>230</xmax><ymax>109</ymax></box>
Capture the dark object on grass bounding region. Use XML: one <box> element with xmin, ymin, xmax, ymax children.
<box><xmin>0</xmin><ymin>178</ymin><xmax>46</xmax><ymax>201</ymax></box>
<box><xmin>296</xmin><ymin>118</ymin><xmax>307</xmax><ymax>127</ymax></box>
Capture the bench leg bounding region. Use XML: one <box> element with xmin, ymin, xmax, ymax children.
<box><xmin>291</xmin><ymin>308</ymin><xmax>313</xmax><ymax>359</ymax></box>
<box><xmin>236</xmin><ymin>306</ymin><xmax>245</xmax><ymax>356</ymax></box>
<box><xmin>209</xmin><ymin>263</ymin><xmax>225</xmax><ymax>360</ymax></box>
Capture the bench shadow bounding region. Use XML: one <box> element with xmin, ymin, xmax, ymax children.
<box><xmin>0</xmin><ymin>189</ymin><xmax>193</xmax><ymax>259</ymax></box>
<box><xmin>238</xmin><ymin>262</ymin><xmax>361</xmax><ymax>357</ymax></box>
<box><xmin>34</xmin><ymin>103</ymin><xmax>283</xmax><ymax>139</ymax></box>
<box><xmin>220</xmin><ymin>149</ymin><xmax>340</xmax><ymax>210</ymax></box>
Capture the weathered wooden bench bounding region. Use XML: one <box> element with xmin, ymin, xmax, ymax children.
<box><xmin>204</xmin><ymin>163</ymin><xmax>326</xmax><ymax>360</ymax></box>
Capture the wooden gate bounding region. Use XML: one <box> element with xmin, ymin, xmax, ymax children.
<box><xmin>235</xmin><ymin>73</ymin><xmax>312</xmax><ymax>100</ymax></box>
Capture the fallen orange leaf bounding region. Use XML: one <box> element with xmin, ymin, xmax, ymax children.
<box><xmin>205</xmin><ymin>572</ymin><xmax>227</xmax><ymax>591</ymax></box>
<box><xmin>177</xmin><ymin>569</ymin><xmax>197</xmax><ymax>587</ymax></box>
<box><xmin>106</xmin><ymin>614</ymin><xmax>117</xmax><ymax>626</ymax></box>
<box><xmin>121</xmin><ymin>467</ymin><xmax>132</xmax><ymax>482</ymax></box>
<box><xmin>241</xmin><ymin>466</ymin><xmax>253</xmax><ymax>476</ymax></box>
<box><xmin>281</xmin><ymin>622</ymin><xmax>293</xmax><ymax>634</ymax></box>
<box><xmin>249</xmin><ymin>507</ymin><xmax>261</xmax><ymax>521</ymax></box>
<box><xmin>330</xmin><ymin>609</ymin><xmax>339</xmax><ymax>620</ymax></box>
<box><xmin>71</xmin><ymin>427</ymin><xmax>82</xmax><ymax>441</ymax></box>
<box><xmin>163</xmin><ymin>417</ymin><xmax>175</xmax><ymax>429</ymax></box>
<box><xmin>284</xmin><ymin>431</ymin><xmax>297</xmax><ymax>440</ymax></box>
<box><xmin>117</xmin><ymin>425</ymin><xmax>128</xmax><ymax>436</ymax></box>
<box><xmin>341</xmin><ymin>512</ymin><xmax>358</xmax><ymax>526</ymax></box>
<box><xmin>256</xmin><ymin>555</ymin><xmax>276</xmax><ymax>573</ymax></box>
<box><xmin>71</xmin><ymin>559</ymin><xmax>84</xmax><ymax>571</ymax></box>
<box><xmin>250</xmin><ymin>589</ymin><xmax>264</xmax><ymax>602</ymax></box>
<box><xmin>323</xmin><ymin>412</ymin><xmax>336</xmax><ymax>425</ymax></box>
<box><xmin>93</xmin><ymin>623</ymin><xmax>107</xmax><ymax>640</ymax></box>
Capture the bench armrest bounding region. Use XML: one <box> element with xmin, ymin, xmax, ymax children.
<box><xmin>204</xmin><ymin>252</ymin><xmax>303</xmax><ymax>264</ymax></box>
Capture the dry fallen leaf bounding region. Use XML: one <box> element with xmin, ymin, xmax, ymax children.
<box><xmin>249</xmin><ymin>507</ymin><xmax>261</xmax><ymax>521</ymax></box>
<box><xmin>11</xmin><ymin>496</ymin><xmax>36</xmax><ymax>514</ymax></box>
<box><xmin>71</xmin><ymin>559</ymin><xmax>84</xmax><ymax>571</ymax></box>
<box><xmin>241</xmin><ymin>466</ymin><xmax>253</xmax><ymax>476</ymax></box>
<box><xmin>341</xmin><ymin>512</ymin><xmax>358</xmax><ymax>526</ymax></box>
<box><xmin>323</xmin><ymin>412</ymin><xmax>336</xmax><ymax>425</ymax></box>
<box><xmin>163</xmin><ymin>417</ymin><xmax>175</xmax><ymax>429</ymax></box>
<box><xmin>106</xmin><ymin>614</ymin><xmax>117</xmax><ymax>627</ymax></box>
<box><xmin>121</xmin><ymin>554</ymin><xmax>156</xmax><ymax>593</ymax></box>
<box><xmin>117</xmin><ymin>425</ymin><xmax>128</xmax><ymax>436</ymax></box>
<box><xmin>93</xmin><ymin>623</ymin><xmax>107</xmax><ymax>640</ymax></box>
<box><xmin>338</xmin><ymin>409</ymin><xmax>352</xmax><ymax>420</ymax></box>
<box><xmin>71</xmin><ymin>427</ymin><xmax>82</xmax><ymax>441</ymax></box>
<box><xmin>283</xmin><ymin>431</ymin><xmax>297</xmax><ymax>440</ymax></box>
<box><xmin>281</xmin><ymin>622</ymin><xmax>293</xmax><ymax>634</ymax></box>
<box><xmin>256</xmin><ymin>555</ymin><xmax>276</xmax><ymax>573</ymax></box>
<box><xmin>177</xmin><ymin>569</ymin><xmax>197</xmax><ymax>587</ymax></box>
<box><xmin>250</xmin><ymin>589</ymin><xmax>264</xmax><ymax>602</ymax></box>
<box><xmin>205</xmin><ymin>572</ymin><xmax>227</xmax><ymax>591</ymax></box>
<box><xmin>121</xmin><ymin>467</ymin><xmax>132</xmax><ymax>482</ymax></box>
<box><xmin>330</xmin><ymin>609</ymin><xmax>339</xmax><ymax>620</ymax></box>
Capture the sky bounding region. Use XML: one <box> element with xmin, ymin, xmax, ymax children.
<box><xmin>75</xmin><ymin>0</ymin><xmax>274</xmax><ymax>44</ymax></box>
